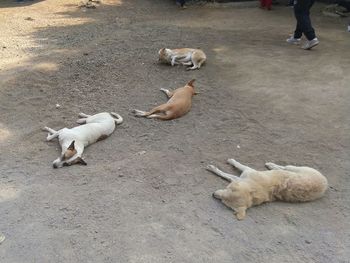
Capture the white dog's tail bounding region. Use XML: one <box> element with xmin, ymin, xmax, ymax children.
<box><xmin>110</xmin><ymin>112</ymin><xmax>123</xmax><ymax>125</ymax></box>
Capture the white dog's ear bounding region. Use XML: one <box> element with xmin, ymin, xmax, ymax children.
<box><xmin>76</xmin><ymin>157</ymin><xmax>87</xmax><ymax>166</ymax></box>
<box><xmin>68</xmin><ymin>141</ymin><xmax>75</xmax><ymax>151</ymax></box>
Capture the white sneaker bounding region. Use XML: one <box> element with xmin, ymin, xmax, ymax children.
<box><xmin>286</xmin><ymin>36</ymin><xmax>301</xmax><ymax>45</ymax></box>
<box><xmin>302</xmin><ymin>38</ymin><xmax>319</xmax><ymax>50</ymax></box>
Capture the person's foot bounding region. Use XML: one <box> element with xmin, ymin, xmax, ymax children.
<box><xmin>286</xmin><ymin>36</ymin><xmax>301</xmax><ymax>44</ymax></box>
<box><xmin>302</xmin><ymin>38</ymin><xmax>319</xmax><ymax>50</ymax></box>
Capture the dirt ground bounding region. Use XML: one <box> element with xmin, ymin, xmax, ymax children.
<box><xmin>0</xmin><ymin>0</ymin><xmax>349</xmax><ymax>262</ymax></box>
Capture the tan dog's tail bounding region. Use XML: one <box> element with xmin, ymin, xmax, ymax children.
<box><xmin>187</xmin><ymin>79</ymin><xmax>196</xmax><ymax>87</ymax></box>
<box><xmin>110</xmin><ymin>112</ymin><xmax>123</xmax><ymax>125</ymax></box>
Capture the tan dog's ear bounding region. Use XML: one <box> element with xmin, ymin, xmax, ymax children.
<box><xmin>68</xmin><ymin>140</ymin><xmax>75</xmax><ymax>151</ymax></box>
<box><xmin>187</xmin><ymin>79</ymin><xmax>196</xmax><ymax>87</ymax></box>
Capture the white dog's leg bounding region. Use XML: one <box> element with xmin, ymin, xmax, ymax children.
<box><xmin>206</xmin><ymin>165</ymin><xmax>240</xmax><ymax>182</ymax></box>
<box><xmin>78</xmin><ymin>113</ymin><xmax>90</xmax><ymax>118</ymax></box>
<box><xmin>227</xmin><ymin>159</ymin><xmax>256</xmax><ymax>173</ymax></box>
<box><xmin>171</xmin><ymin>56</ymin><xmax>178</xmax><ymax>66</ymax></box>
<box><xmin>160</xmin><ymin>88</ymin><xmax>173</xmax><ymax>98</ymax></box>
<box><xmin>43</xmin><ymin>126</ymin><xmax>59</xmax><ymax>141</ymax></box>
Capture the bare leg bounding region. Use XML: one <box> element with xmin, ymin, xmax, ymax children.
<box><xmin>206</xmin><ymin>165</ymin><xmax>240</xmax><ymax>182</ymax></box>
<box><xmin>160</xmin><ymin>88</ymin><xmax>174</xmax><ymax>98</ymax></box>
<box><xmin>227</xmin><ymin>159</ymin><xmax>256</xmax><ymax>173</ymax></box>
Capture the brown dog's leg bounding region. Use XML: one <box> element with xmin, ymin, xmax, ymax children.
<box><xmin>133</xmin><ymin>104</ymin><xmax>169</xmax><ymax>118</ymax></box>
<box><xmin>160</xmin><ymin>88</ymin><xmax>174</xmax><ymax>98</ymax></box>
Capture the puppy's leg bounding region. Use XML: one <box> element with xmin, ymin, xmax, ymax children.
<box><xmin>227</xmin><ymin>159</ymin><xmax>256</xmax><ymax>173</ymax></box>
<box><xmin>186</xmin><ymin>63</ymin><xmax>199</xmax><ymax>70</ymax></box>
<box><xmin>206</xmin><ymin>165</ymin><xmax>240</xmax><ymax>182</ymax></box>
<box><xmin>160</xmin><ymin>88</ymin><xmax>174</xmax><ymax>98</ymax></box>
<box><xmin>78</xmin><ymin>113</ymin><xmax>90</xmax><ymax>118</ymax></box>
<box><xmin>181</xmin><ymin>61</ymin><xmax>192</xmax><ymax>66</ymax></box>
<box><xmin>76</xmin><ymin>118</ymin><xmax>87</xmax><ymax>124</ymax></box>
<box><xmin>171</xmin><ymin>56</ymin><xmax>179</xmax><ymax>66</ymax></box>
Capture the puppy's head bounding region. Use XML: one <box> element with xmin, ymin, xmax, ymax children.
<box><xmin>52</xmin><ymin>141</ymin><xmax>87</xmax><ymax>168</ymax></box>
<box><xmin>158</xmin><ymin>48</ymin><xmax>169</xmax><ymax>63</ymax></box>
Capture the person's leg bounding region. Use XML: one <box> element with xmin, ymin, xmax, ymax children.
<box><xmin>293</xmin><ymin>3</ymin><xmax>304</xmax><ymax>39</ymax></box>
<box><xmin>265</xmin><ymin>0</ymin><xmax>272</xmax><ymax>10</ymax></box>
<box><xmin>260</xmin><ymin>0</ymin><xmax>266</xmax><ymax>8</ymax></box>
<box><xmin>295</xmin><ymin>0</ymin><xmax>316</xmax><ymax>40</ymax></box>
<box><xmin>303</xmin><ymin>0</ymin><xmax>316</xmax><ymax>40</ymax></box>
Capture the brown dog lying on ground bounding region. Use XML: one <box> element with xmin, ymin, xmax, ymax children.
<box><xmin>158</xmin><ymin>48</ymin><xmax>206</xmax><ymax>70</ymax></box>
<box><xmin>207</xmin><ymin>158</ymin><xmax>328</xmax><ymax>220</ymax></box>
<box><xmin>132</xmin><ymin>79</ymin><xmax>197</xmax><ymax>120</ymax></box>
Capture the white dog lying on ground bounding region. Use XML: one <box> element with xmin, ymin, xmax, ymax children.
<box><xmin>207</xmin><ymin>158</ymin><xmax>328</xmax><ymax>220</ymax></box>
<box><xmin>43</xmin><ymin>112</ymin><xmax>123</xmax><ymax>168</ymax></box>
<box><xmin>158</xmin><ymin>48</ymin><xmax>206</xmax><ymax>70</ymax></box>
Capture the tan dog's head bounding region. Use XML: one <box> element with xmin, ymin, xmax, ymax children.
<box><xmin>158</xmin><ymin>48</ymin><xmax>170</xmax><ymax>63</ymax></box>
<box><xmin>213</xmin><ymin>181</ymin><xmax>252</xmax><ymax>220</ymax></box>
<box><xmin>52</xmin><ymin>141</ymin><xmax>87</xmax><ymax>168</ymax></box>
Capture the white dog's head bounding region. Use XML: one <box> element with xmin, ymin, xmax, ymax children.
<box><xmin>52</xmin><ymin>141</ymin><xmax>87</xmax><ymax>168</ymax></box>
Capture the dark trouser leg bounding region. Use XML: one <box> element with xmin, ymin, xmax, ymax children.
<box><xmin>177</xmin><ymin>0</ymin><xmax>185</xmax><ymax>6</ymax></box>
<box><xmin>293</xmin><ymin>0</ymin><xmax>316</xmax><ymax>40</ymax></box>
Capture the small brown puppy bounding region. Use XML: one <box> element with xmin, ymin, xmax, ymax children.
<box><xmin>207</xmin><ymin>158</ymin><xmax>328</xmax><ymax>220</ymax></box>
<box><xmin>158</xmin><ymin>48</ymin><xmax>206</xmax><ymax>70</ymax></box>
<box><xmin>132</xmin><ymin>79</ymin><xmax>197</xmax><ymax>120</ymax></box>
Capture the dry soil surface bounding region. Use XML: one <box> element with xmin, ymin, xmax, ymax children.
<box><xmin>0</xmin><ymin>0</ymin><xmax>349</xmax><ymax>262</ymax></box>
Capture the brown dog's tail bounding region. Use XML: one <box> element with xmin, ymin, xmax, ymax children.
<box><xmin>187</xmin><ymin>79</ymin><xmax>196</xmax><ymax>87</ymax></box>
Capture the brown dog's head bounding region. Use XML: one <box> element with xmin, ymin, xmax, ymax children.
<box><xmin>185</xmin><ymin>79</ymin><xmax>198</xmax><ymax>95</ymax></box>
<box><xmin>52</xmin><ymin>141</ymin><xmax>87</xmax><ymax>168</ymax></box>
<box><xmin>213</xmin><ymin>181</ymin><xmax>252</xmax><ymax>220</ymax></box>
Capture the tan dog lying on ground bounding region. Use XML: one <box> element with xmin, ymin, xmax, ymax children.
<box><xmin>207</xmin><ymin>158</ymin><xmax>328</xmax><ymax>220</ymax></box>
<box><xmin>132</xmin><ymin>79</ymin><xmax>197</xmax><ymax>120</ymax></box>
<box><xmin>158</xmin><ymin>48</ymin><xmax>206</xmax><ymax>70</ymax></box>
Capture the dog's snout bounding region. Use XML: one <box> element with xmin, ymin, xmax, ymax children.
<box><xmin>53</xmin><ymin>163</ymin><xmax>58</xmax><ymax>169</ymax></box>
